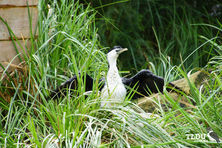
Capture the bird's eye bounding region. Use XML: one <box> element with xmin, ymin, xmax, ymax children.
<box><xmin>116</xmin><ymin>49</ymin><xmax>122</xmax><ymax>52</ymax></box>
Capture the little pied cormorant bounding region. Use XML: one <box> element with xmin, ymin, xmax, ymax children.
<box><xmin>100</xmin><ymin>46</ymin><xmax>128</xmax><ymax>107</ymax></box>
<box><xmin>49</xmin><ymin>46</ymin><xmax>183</xmax><ymax>104</ymax></box>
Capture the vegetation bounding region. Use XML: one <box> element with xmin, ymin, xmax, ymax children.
<box><xmin>0</xmin><ymin>0</ymin><xmax>221</xmax><ymax>147</ymax></box>
<box><xmin>88</xmin><ymin>0</ymin><xmax>221</xmax><ymax>74</ymax></box>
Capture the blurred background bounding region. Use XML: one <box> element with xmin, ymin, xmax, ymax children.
<box><xmin>81</xmin><ymin>0</ymin><xmax>221</xmax><ymax>74</ymax></box>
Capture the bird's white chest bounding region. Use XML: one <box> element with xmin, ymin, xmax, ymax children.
<box><xmin>101</xmin><ymin>69</ymin><xmax>126</xmax><ymax>107</ymax></box>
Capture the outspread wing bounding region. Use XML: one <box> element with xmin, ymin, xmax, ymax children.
<box><xmin>48</xmin><ymin>73</ymin><xmax>104</xmax><ymax>99</ymax></box>
<box><xmin>122</xmin><ymin>69</ymin><xmax>183</xmax><ymax>100</ymax></box>
<box><xmin>48</xmin><ymin>70</ymin><xmax>183</xmax><ymax>100</ymax></box>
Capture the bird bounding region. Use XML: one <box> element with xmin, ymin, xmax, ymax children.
<box><xmin>100</xmin><ymin>46</ymin><xmax>128</xmax><ymax>107</ymax></box>
<box><xmin>207</xmin><ymin>127</ymin><xmax>220</xmax><ymax>143</ymax></box>
<box><xmin>48</xmin><ymin>46</ymin><xmax>183</xmax><ymax>103</ymax></box>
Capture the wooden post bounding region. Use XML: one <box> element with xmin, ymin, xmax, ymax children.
<box><xmin>0</xmin><ymin>0</ymin><xmax>38</xmax><ymax>73</ymax></box>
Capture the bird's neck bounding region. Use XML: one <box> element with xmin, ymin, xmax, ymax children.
<box><xmin>109</xmin><ymin>60</ymin><xmax>118</xmax><ymax>72</ymax></box>
<box><xmin>107</xmin><ymin>58</ymin><xmax>121</xmax><ymax>81</ymax></box>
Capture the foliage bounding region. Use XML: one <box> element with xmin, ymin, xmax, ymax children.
<box><xmin>88</xmin><ymin>0</ymin><xmax>221</xmax><ymax>74</ymax></box>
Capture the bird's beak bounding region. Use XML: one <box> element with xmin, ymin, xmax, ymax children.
<box><xmin>117</xmin><ymin>48</ymin><xmax>128</xmax><ymax>54</ymax></box>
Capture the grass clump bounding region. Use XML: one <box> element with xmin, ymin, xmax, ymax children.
<box><xmin>0</xmin><ymin>0</ymin><xmax>221</xmax><ymax>147</ymax></box>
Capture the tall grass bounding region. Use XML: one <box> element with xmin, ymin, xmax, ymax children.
<box><xmin>0</xmin><ymin>0</ymin><xmax>106</xmax><ymax>146</ymax></box>
<box><xmin>0</xmin><ymin>0</ymin><xmax>221</xmax><ymax>147</ymax></box>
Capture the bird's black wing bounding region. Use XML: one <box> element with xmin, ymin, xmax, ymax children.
<box><xmin>122</xmin><ymin>69</ymin><xmax>183</xmax><ymax>100</ymax></box>
<box><xmin>48</xmin><ymin>73</ymin><xmax>105</xmax><ymax>100</ymax></box>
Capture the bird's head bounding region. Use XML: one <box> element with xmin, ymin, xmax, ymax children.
<box><xmin>107</xmin><ymin>46</ymin><xmax>128</xmax><ymax>64</ymax></box>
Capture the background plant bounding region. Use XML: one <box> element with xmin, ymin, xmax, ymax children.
<box><xmin>85</xmin><ymin>0</ymin><xmax>221</xmax><ymax>75</ymax></box>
